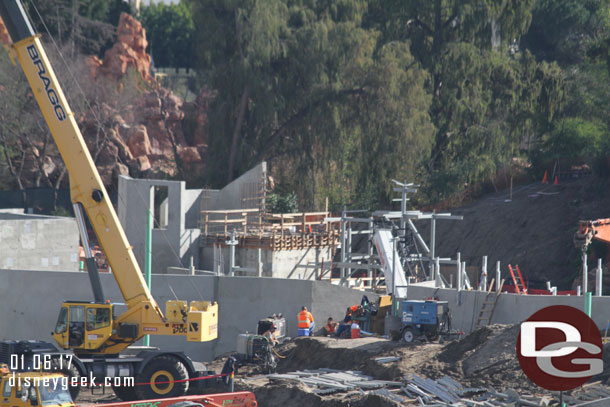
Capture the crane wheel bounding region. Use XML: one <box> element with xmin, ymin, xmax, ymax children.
<box><xmin>112</xmin><ymin>384</ymin><xmax>138</xmax><ymax>401</ymax></box>
<box><xmin>50</xmin><ymin>358</ymin><xmax>81</xmax><ymax>400</ymax></box>
<box><xmin>135</xmin><ymin>356</ymin><xmax>189</xmax><ymax>400</ymax></box>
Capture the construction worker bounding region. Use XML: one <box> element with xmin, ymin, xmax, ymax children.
<box><xmin>262</xmin><ymin>324</ymin><xmax>279</xmax><ymax>346</ymax></box>
<box><xmin>297</xmin><ymin>306</ymin><xmax>315</xmax><ymax>336</ymax></box>
<box><xmin>323</xmin><ymin>317</ymin><xmax>337</xmax><ymax>336</ymax></box>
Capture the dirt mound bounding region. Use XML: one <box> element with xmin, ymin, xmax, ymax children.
<box><xmin>239</xmin><ymin>379</ymin><xmax>403</xmax><ymax>407</ymax></box>
<box><xmin>418</xmin><ymin>324</ymin><xmax>534</xmax><ymax>391</ymax></box>
<box><xmin>278</xmin><ymin>337</ymin><xmax>400</xmax><ymax>374</ymax></box>
<box><xmin>416</xmin><ymin>176</ymin><xmax>610</xmax><ymax>289</ymax></box>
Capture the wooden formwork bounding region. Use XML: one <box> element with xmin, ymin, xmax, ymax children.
<box><xmin>200</xmin><ymin>210</ymin><xmax>340</xmax><ymax>251</ymax></box>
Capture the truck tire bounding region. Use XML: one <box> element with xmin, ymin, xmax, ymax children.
<box><xmin>112</xmin><ymin>384</ymin><xmax>138</xmax><ymax>401</ymax></box>
<box><xmin>402</xmin><ymin>328</ymin><xmax>415</xmax><ymax>343</ymax></box>
<box><xmin>50</xmin><ymin>358</ymin><xmax>81</xmax><ymax>400</ymax></box>
<box><xmin>135</xmin><ymin>355</ymin><xmax>189</xmax><ymax>400</ymax></box>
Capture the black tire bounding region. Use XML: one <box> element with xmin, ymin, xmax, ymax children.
<box><xmin>112</xmin><ymin>384</ymin><xmax>138</xmax><ymax>401</ymax></box>
<box><xmin>135</xmin><ymin>355</ymin><xmax>189</xmax><ymax>400</ymax></box>
<box><xmin>402</xmin><ymin>328</ymin><xmax>415</xmax><ymax>343</ymax></box>
<box><xmin>50</xmin><ymin>357</ymin><xmax>81</xmax><ymax>400</ymax></box>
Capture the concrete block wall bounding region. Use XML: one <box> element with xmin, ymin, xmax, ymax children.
<box><xmin>0</xmin><ymin>269</ymin><xmax>375</xmax><ymax>363</ymax></box>
<box><xmin>0</xmin><ymin>214</ymin><xmax>79</xmax><ymax>271</ymax></box>
<box><xmin>405</xmin><ymin>284</ymin><xmax>610</xmax><ymax>334</ymax></box>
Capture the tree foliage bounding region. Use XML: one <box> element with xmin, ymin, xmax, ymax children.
<box><xmin>140</xmin><ymin>2</ymin><xmax>195</xmax><ymax>68</ymax></box>
<box><xmin>186</xmin><ymin>0</ymin><xmax>434</xmax><ymax>209</ymax></box>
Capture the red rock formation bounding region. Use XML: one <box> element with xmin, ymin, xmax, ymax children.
<box><xmin>89</xmin><ymin>13</ymin><xmax>154</xmax><ymax>83</ymax></box>
<box><xmin>1</xmin><ymin>11</ymin><xmax>211</xmax><ymax>189</ymax></box>
<box><xmin>0</xmin><ymin>17</ymin><xmax>10</xmax><ymax>45</ymax></box>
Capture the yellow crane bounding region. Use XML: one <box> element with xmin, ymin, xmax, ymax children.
<box><xmin>0</xmin><ymin>0</ymin><xmax>218</xmax><ymax>401</ymax></box>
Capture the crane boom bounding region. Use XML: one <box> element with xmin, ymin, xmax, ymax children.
<box><xmin>0</xmin><ymin>0</ymin><xmax>217</xmax><ymax>356</ymax></box>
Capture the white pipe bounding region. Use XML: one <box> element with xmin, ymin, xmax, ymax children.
<box><xmin>480</xmin><ymin>256</ymin><xmax>488</xmax><ymax>291</ymax></box>
<box><xmin>596</xmin><ymin>258</ymin><xmax>603</xmax><ymax>296</ymax></box>
<box><xmin>582</xmin><ymin>253</ymin><xmax>588</xmax><ymax>295</ymax></box>
<box><xmin>456</xmin><ymin>252</ymin><xmax>461</xmax><ymax>291</ymax></box>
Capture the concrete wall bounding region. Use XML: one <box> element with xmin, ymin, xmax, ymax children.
<box><xmin>200</xmin><ymin>245</ymin><xmax>333</xmax><ymax>279</ymax></box>
<box><xmin>118</xmin><ymin>176</ymin><xmax>200</xmax><ymax>274</ymax></box>
<box><xmin>0</xmin><ymin>214</ymin><xmax>79</xmax><ymax>271</ymax></box>
<box><xmin>201</xmin><ymin>162</ymin><xmax>266</xmax><ymax>211</ymax></box>
<box><xmin>0</xmin><ymin>269</ymin><xmax>375</xmax><ymax>363</ymax></box>
<box><xmin>405</xmin><ymin>283</ymin><xmax>610</xmax><ymax>334</ymax></box>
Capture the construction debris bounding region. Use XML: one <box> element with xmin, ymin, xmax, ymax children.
<box><xmin>266</xmin><ymin>369</ymin><xmax>402</xmax><ymax>395</ymax></box>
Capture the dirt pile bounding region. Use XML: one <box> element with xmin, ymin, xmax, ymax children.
<box><xmin>416</xmin><ymin>176</ymin><xmax>610</xmax><ymax>290</ymax></box>
<box><xmin>230</xmin><ymin>327</ymin><xmax>546</xmax><ymax>406</ymax></box>
<box><xmin>431</xmin><ymin>324</ymin><xmax>531</xmax><ymax>390</ymax></box>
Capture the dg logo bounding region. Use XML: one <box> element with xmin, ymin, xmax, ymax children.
<box><xmin>517</xmin><ymin>305</ymin><xmax>603</xmax><ymax>391</ymax></box>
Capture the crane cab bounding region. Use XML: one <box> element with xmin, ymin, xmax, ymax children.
<box><xmin>52</xmin><ymin>302</ymin><xmax>113</xmax><ymax>351</ymax></box>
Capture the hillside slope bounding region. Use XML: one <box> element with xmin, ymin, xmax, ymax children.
<box><xmin>416</xmin><ymin>176</ymin><xmax>610</xmax><ymax>290</ymax></box>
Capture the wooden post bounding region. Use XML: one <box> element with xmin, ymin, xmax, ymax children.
<box><xmin>224</xmin><ymin>212</ymin><xmax>228</xmax><ymax>235</ymax></box>
<box><xmin>243</xmin><ymin>212</ymin><xmax>247</xmax><ymax>234</ymax></box>
<box><xmin>302</xmin><ymin>212</ymin><xmax>306</xmax><ymax>234</ymax></box>
<box><xmin>204</xmin><ymin>212</ymin><xmax>208</xmax><ymax>236</ymax></box>
<box><xmin>281</xmin><ymin>213</ymin><xmax>284</xmax><ymax>238</ymax></box>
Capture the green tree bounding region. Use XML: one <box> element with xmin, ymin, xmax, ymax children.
<box><xmin>23</xmin><ymin>0</ymin><xmax>128</xmax><ymax>56</ymax></box>
<box><xmin>366</xmin><ymin>0</ymin><xmax>566</xmax><ymax>200</ymax></box>
<box><xmin>140</xmin><ymin>2</ymin><xmax>195</xmax><ymax>68</ymax></box>
<box><xmin>187</xmin><ymin>0</ymin><xmax>434</xmax><ymax>209</ymax></box>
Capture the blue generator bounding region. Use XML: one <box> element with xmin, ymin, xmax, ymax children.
<box><xmin>400</xmin><ymin>300</ymin><xmax>451</xmax><ymax>343</ymax></box>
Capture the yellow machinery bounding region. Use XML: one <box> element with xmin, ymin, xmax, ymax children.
<box><xmin>0</xmin><ymin>365</ymin><xmax>75</xmax><ymax>407</ymax></box>
<box><xmin>0</xmin><ymin>0</ymin><xmax>218</xmax><ymax>401</ymax></box>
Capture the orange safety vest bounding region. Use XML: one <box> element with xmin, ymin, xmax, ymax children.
<box><xmin>324</xmin><ymin>322</ymin><xmax>336</xmax><ymax>333</ymax></box>
<box><xmin>297</xmin><ymin>310</ymin><xmax>313</xmax><ymax>328</ymax></box>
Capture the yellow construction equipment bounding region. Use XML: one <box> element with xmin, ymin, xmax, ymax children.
<box><xmin>0</xmin><ymin>0</ymin><xmax>218</xmax><ymax>401</ymax></box>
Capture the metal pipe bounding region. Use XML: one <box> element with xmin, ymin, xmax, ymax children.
<box><xmin>430</xmin><ymin>216</ymin><xmax>436</xmax><ymax>279</ymax></box>
<box><xmin>347</xmin><ymin>219</ymin><xmax>352</xmax><ymax>279</ymax></box>
<box><xmin>496</xmin><ymin>261</ymin><xmax>501</xmax><ymax>292</ymax></box>
<box><xmin>392</xmin><ymin>237</ymin><xmax>397</xmax><ymax>297</ymax></box>
<box><xmin>144</xmin><ymin>197</ymin><xmax>152</xmax><ymax>347</ymax></box>
<box><xmin>582</xmin><ymin>253</ymin><xmax>588</xmax><ymax>295</ymax></box>
<box><xmin>596</xmin><ymin>258</ymin><xmax>603</xmax><ymax>297</ymax></box>
<box><xmin>341</xmin><ymin>206</ymin><xmax>346</xmax><ymax>282</ymax></box>
<box><xmin>73</xmin><ymin>203</ymin><xmax>105</xmax><ymax>303</ymax></box>
<box><xmin>435</xmin><ymin>257</ymin><xmax>441</xmax><ymax>288</ymax></box>
<box><xmin>456</xmin><ymin>252</ymin><xmax>461</xmax><ymax>291</ymax></box>
<box><xmin>481</xmin><ymin>256</ymin><xmax>488</xmax><ymax>291</ymax></box>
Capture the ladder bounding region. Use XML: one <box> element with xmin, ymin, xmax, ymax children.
<box><xmin>475</xmin><ymin>279</ymin><xmax>505</xmax><ymax>329</ymax></box>
<box><xmin>508</xmin><ymin>264</ymin><xmax>527</xmax><ymax>294</ymax></box>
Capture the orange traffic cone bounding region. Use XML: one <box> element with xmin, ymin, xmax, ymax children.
<box><xmin>554</xmin><ymin>175</ymin><xmax>559</xmax><ymax>185</ymax></box>
<box><xmin>542</xmin><ymin>170</ymin><xmax>548</xmax><ymax>184</ymax></box>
